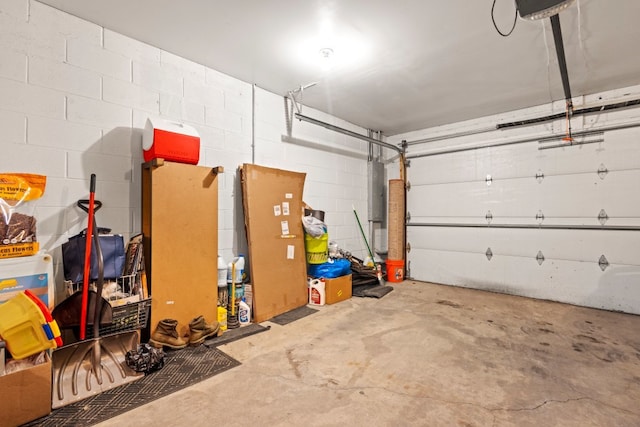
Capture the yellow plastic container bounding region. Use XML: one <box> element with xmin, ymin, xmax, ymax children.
<box><xmin>217</xmin><ymin>306</ymin><xmax>227</xmax><ymax>332</ymax></box>
<box><xmin>304</xmin><ymin>233</ymin><xmax>329</xmax><ymax>264</ymax></box>
<box><xmin>0</xmin><ymin>291</ymin><xmax>60</xmax><ymax>359</ymax></box>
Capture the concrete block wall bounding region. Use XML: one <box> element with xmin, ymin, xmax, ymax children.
<box><xmin>0</xmin><ymin>0</ymin><xmax>373</xmax><ymax>298</ymax></box>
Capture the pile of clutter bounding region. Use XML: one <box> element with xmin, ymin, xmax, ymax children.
<box><xmin>303</xmin><ymin>208</ymin><xmax>362</xmax><ymax>305</ymax></box>
<box><xmin>217</xmin><ymin>255</ymin><xmax>252</xmax><ymax>331</ymax></box>
<box><xmin>302</xmin><ymin>206</ymin><xmax>393</xmax><ymax>301</ymax></box>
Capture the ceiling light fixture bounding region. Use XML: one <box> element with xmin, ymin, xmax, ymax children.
<box><xmin>515</xmin><ymin>0</ymin><xmax>576</xmax><ymax>20</ymax></box>
<box><xmin>319</xmin><ymin>47</ymin><xmax>334</xmax><ymax>59</ymax></box>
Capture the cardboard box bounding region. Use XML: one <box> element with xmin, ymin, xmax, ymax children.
<box><xmin>0</xmin><ymin>352</ymin><xmax>52</xmax><ymax>427</ymax></box>
<box><xmin>323</xmin><ymin>274</ymin><xmax>352</xmax><ymax>305</ymax></box>
<box><xmin>240</xmin><ymin>164</ymin><xmax>308</xmax><ymax>322</ymax></box>
<box><xmin>0</xmin><ymin>253</ymin><xmax>55</xmax><ymax>311</ymax></box>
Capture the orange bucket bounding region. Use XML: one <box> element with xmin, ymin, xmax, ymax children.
<box><xmin>386</xmin><ymin>259</ymin><xmax>405</xmax><ymax>283</ymax></box>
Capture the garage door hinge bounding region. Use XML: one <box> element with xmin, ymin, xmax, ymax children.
<box><xmin>486</xmin><ymin>247</ymin><xmax>493</xmax><ymax>261</ymax></box>
<box><xmin>406</xmin><ymin>242</ymin><xmax>411</xmax><ymax>253</ymax></box>
<box><xmin>485</xmin><ymin>210</ymin><xmax>493</xmax><ymax>224</ymax></box>
<box><xmin>406</xmin><ymin>181</ymin><xmax>411</xmax><ymax>191</ymax></box>
<box><xmin>598</xmin><ymin>209</ymin><xmax>608</xmax><ymax>225</ymax></box>
<box><xmin>536</xmin><ymin>250</ymin><xmax>545</xmax><ymax>265</ymax></box>
<box><xmin>597</xmin><ymin>164</ymin><xmax>608</xmax><ymax>180</ymax></box>
<box><xmin>486</xmin><ymin>174</ymin><xmax>492</xmax><ymax>186</ymax></box>
<box><xmin>536</xmin><ymin>210</ymin><xmax>545</xmax><ymax>224</ymax></box>
<box><xmin>535</xmin><ymin>170</ymin><xmax>544</xmax><ymax>183</ymax></box>
<box><xmin>598</xmin><ymin>255</ymin><xmax>609</xmax><ymax>271</ymax></box>
<box><xmin>406</xmin><ymin>212</ymin><xmax>411</xmax><ymax>223</ymax></box>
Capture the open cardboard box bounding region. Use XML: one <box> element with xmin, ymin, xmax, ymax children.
<box><xmin>0</xmin><ymin>350</ymin><xmax>52</xmax><ymax>427</ymax></box>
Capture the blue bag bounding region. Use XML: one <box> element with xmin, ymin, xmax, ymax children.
<box><xmin>62</xmin><ymin>227</ymin><xmax>125</xmax><ymax>282</ymax></box>
<box><xmin>307</xmin><ymin>258</ymin><xmax>352</xmax><ymax>279</ymax></box>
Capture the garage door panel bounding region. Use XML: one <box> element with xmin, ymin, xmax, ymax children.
<box><xmin>407</xmin><ymin>150</ymin><xmax>481</xmax><ymax>185</ymax></box>
<box><xmin>409</xmin><ymin>127</ymin><xmax>640</xmax><ymax>186</ymax></box>
<box><xmin>407</xmin><ymin>181</ymin><xmax>489</xmax><ymax>217</ymax></box>
<box><xmin>407</xmin><ymin>249</ymin><xmax>640</xmax><ymax>314</ymax></box>
<box><xmin>407</xmin><ymin>226</ymin><xmax>640</xmax><ymax>265</ymax></box>
<box><xmin>407</xmin><ymin>169</ymin><xmax>640</xmax><ymax>219</ymax></box>
<box><xmin>406</xmin><ymin>124</ymin><xmax>640</xmax><ymax>314</ymax></box>
<box><xmin>539</xmin><ymin>170</ymin><xmax>640</xmax><ymax>217</ymax></box>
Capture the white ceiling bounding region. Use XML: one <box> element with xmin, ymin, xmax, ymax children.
<box><xmin>37</xmin><ymin>0</ymin><xmax>640</xmax><ymax>136</ymax></box>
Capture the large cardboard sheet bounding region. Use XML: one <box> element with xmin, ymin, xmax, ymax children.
<box><xmin>142</xmin><ymin>160</ymin><xmax>219</xmax><ymax>336</ymax></box>
<box><xmin>241</xmin><ymin>164</ymin><xmax>308</xmax><ymax>322</ymax></box>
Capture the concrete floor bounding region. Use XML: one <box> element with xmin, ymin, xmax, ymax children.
<box><xmin>97</xmin><ymin>281</ymin><xmax>640</xmax><ymax>427</ymax></box>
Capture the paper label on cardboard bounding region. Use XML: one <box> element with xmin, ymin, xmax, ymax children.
<box><xmin>282</xmin><ymin>202</ymin><xmax>290</xmax><ymax>216</ymax></box>
<box><xmin>287</xmin><ymin>245</ymin><xmax>295</xmax><ymax>259</ymax></box>
<box><xmin>281</xmin><ymin>220</ymin><xmax>289</xmax><ymax>235</ymax></box>
<box><xmin>273</xmin><ymin>205</ymin><xmax>282</xmax><ymax>216</ymax></box>
<box><xmin>285</xmin><ymin>193</ymin><xmax>293</xmax><ymax>199</ymax></box>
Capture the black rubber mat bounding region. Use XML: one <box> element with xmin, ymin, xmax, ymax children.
<box><xmin>269</xmin><ymin>305</ymin><xmax>318</xmax><ymax>325</ymax></box>
<box><xmin>352</xmin><ymin>284</ymin><xmax>394</xmax><ymax>298</ymax></box>
<box><xmin>204</xmin><ymin>323</ymin><xmax>270</xmax><ymax>347</ymax></box>
<box><xmin>25</xmin><ymin>345</ymin><xmax>240</xmax><ymax>427</ymax></box>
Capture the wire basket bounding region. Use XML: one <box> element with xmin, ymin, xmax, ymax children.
<box><xmin>64</xmin><ymin>273</ymin><xmax>151</xmax><ymax>339</ymax></box>
<box><xmin>98</xmin><ymin>298</ymin><xmax>151</xmax><ymax>336</ymax></box>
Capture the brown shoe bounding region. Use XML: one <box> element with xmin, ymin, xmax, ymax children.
<box><xmin>188</xmin><ymin>315</ymin><xmax>220</xmax><ymax>346</ymax></box>
<box><xmin>149</xmin><ymin>319</ymin><xmax>188</xmax><ymax>349</ymax></box>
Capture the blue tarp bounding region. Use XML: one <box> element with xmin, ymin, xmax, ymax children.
<box><xmin>307</xmin><ymin>258</ymin><xmax>352</xmax><ymax>278</ymax></box>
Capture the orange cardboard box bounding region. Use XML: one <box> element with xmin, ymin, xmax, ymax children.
<box><xmin>323</xmin><ymin>274</ymin><xmax>352</xmax><ymax>305</ymax></box>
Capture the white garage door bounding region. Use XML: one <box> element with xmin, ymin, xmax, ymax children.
<box><xmin>405</xmin><ymin>127</ymin><xmax>640</xmax><ymax>314</ymax></box>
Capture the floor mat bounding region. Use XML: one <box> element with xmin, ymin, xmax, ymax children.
<box><xmin>352</xmin><ymin>284</ymin><xmax>394</xmax><ymax>298</ymax></box>
<box><xmin>269</xmin><ymin>305</ymin><xmax>318</xmax><ymax>325</ymax></box>
<box><xmin>204</xmin><ymin>323</ymin><xmax>270</xmax><ymax>347</ymax></box>
<box><xmin>26</xmin><ymin>345</ymin><xmax>240</xmax><ymax>427</ymax></box>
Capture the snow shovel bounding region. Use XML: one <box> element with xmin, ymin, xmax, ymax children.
<box><xmin>53</xmin><ymin>181</ymin><xmax>112</xmax><ymax>341</ymax></box>
<box><xmin>52</xmin><ymin>175</ymin><xmax>142</xmax><ymax>409</ymax></box>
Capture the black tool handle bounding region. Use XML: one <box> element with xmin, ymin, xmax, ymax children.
<box><xmin>78</xmin><ymin>199</ymin><xmax>102</xmax><ymax>213</ymax></box>
<box><xmin>77</xmin><ymin>174</ymin><xmax>102</xmax><ymax>213</ymax></box>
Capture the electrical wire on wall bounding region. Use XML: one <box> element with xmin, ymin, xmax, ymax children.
<box><xmin>252</xmin><ymin>83</ymin><xmax>256</xmax><ymax>163</ymax></box>
<box><xmin>541</xmin><ymin>21</ymin><xmax>556</xmax><ymax>107</ymax></box>
<box><xmin>491</xmin><ymin>0</ymin><xmax>518</xmax><ymax>37</ymax></box>
<box><xmin>574</xmin><ymin>0</ymin><xmax>591</xmax><ymax>102</ymax></box>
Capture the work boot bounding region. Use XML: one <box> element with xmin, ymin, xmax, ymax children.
<box><xmin>149</xmin><ymin>319</ymin><xmax>188</xmax><ymax>349</ymax></box>
<box><xmin>188</xmin><ymin>315</ymin><xmax>220</xmax><ymax>346</ymax></box>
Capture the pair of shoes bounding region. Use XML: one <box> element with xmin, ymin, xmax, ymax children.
<box><xmin>149</xmin><ymin>316</ymin><xmax>220</xmax><ymax>349</ymax></box>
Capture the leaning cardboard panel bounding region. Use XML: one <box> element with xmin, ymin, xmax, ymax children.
<box><xmin>142</xmin><ymin>160</ymin><xmax>221</xmax><ymax>336</ymax></box>
<box><xmin>240</xmin><ymin>164</ymin><xmax>308</xmax><ymax>322</ymax></box>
